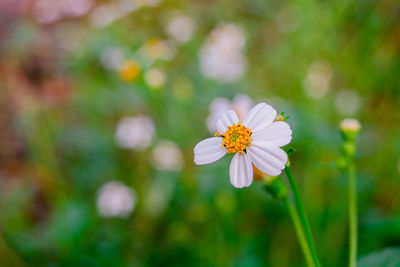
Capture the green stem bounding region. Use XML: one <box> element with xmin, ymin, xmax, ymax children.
<box><xmin>283</xmin><ymin>197</ymin><xmax>315</xmax><ymax>267</ymax></box>
<box><xmin>285</xmin><ymin>166</ymin><xmax>320</xmax><ymax>267</ymax></box>
<box><xmin>348</xmin><ymin>163</ymin><xmax>357</xmax><ymax>267</ymax></box>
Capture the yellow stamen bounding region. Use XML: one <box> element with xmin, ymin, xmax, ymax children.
<box><xmin>215</xmin><ymin>123</ymin><xmax>251</xmax><ymax>154</ymax></box>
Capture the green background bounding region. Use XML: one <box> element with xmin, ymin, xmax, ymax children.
<box><xmin>0</xmin><ymin>0</ymin><xmax>399</xmax><ymax>266</ymax></box>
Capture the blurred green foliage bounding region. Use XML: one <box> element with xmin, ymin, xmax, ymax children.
<box><xmin>0</xmin><ymin>0</ymin><xmax>399</xmax><ymax>266</ymax></box>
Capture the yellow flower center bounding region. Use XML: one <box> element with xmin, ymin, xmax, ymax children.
<box><xmin>215</xmin><ymin>123</ymin><xmax>252</xmax><ymax>154</ymax></box>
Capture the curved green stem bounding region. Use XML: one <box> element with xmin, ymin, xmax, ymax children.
<box><xmin>348</xmin><ymin>163</ymin><xmax>357</xmax><ymax>267</ymax></box>
<box><xmin>285</xmin><ymin>166</ymin><xmax>320</xmax><ymax>267</ymax></box>
<box><xmin>283</xmin><ymin>197</ymin><xmax>315</xmax><ymax>267</ymax></box>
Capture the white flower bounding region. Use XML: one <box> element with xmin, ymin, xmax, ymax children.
<box><xmin>115</xmin><ymin>116</ymin><xmax>155</xmax><ymax>150</ymax></box>
<box><xmin>61</xmin><ymin>0</ymin><xmax>93</xmax><ymax>17</ymax></box>
<box><xmin>151</xmin><ymin>141</ymin><xmax>184</xmax><ymax>171</ymax></box>
<box><xmin>194</xmin><ymin>103</ymin><xmax>292</xmax><ymax>188</ymax></box>
<box><xmin>100</xmin><ymin>47</ymin><xmax>125</xmax><ymax>70</ymax></box>
<box><xmin>303</xmin><ymin>61</ymin><xmax>332</xmax><ymax>99</ymax></box>
<box><xmin>89</xmin><ymin>0</ymin><xmax>150</xmax><ymax>28</ymax></box>
<box><xmin>335</xmin><ymin>90</ymin><xmax>361</xmax><ymax>116</ymax></box>
<box><xmin>89</xmin><ymin>3</ymin><xmax>120</xmax><ymax>28</ymax></box>
<box><xmin>97</xmin><ymin>181</ymin><xmax>136</xmax><ymax>218</ymax></box>
<box><xmin>199</xmin><ymin>24</ymin><xmax>246</xmax><ymax>83</ymax></box>
<box><xmin>145</xmin><ymin>68</ymin><xmax>166</xmax><ymax>89</ymax></box>
<box><xmin>33</xmin><ymin>0</ymin><xmax>62</xmax><ymax>23</ymax></box>
<box><xmin>165</xmin><ymin>15</ymin><xmax>196</xmax><ymax>43</ymax></box>
<box><xmin>207</xmin><ymin>94</ymin><xmax>253</xmax><ymax>133</ymax></box>
<box><xmin>33</xmin><ymin>0</ymin><xmax>93</xmax><ymax>24</ymax></box>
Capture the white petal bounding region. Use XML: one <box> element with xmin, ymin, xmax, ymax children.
<box><xmin>216</xmin><ymin>110</ymin><xmax>239</xmax><ymax>133</ymax></box>
<box><xmin>252</xmin><ymin>121</ymin><xmax>292</xmax><ymax>147</ymax></box>
<box><xmin>229</xmin><ymin>152</ymin><xmax>253</xmax><ymax>188</ymax></box>
<box><xmin>242</xmin><ymin>103</ymin><xmax>277</xmax><ymax>133</ymax></box>
<box><xmin>247</xmin><ymin>142</ymin><xmax>288</xmax><ymax>176</ymax></box>
<box><xmin>194</xmin><ymin>137</ymin><xmax>226</xmax><ymax>165</ymax></box>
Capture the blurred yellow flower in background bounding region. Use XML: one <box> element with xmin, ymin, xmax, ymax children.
<box><xmin>118</xmin><ymin>60</ymin><xmax>141</xmax><ymax>82</ymax></box>
<box><xmin>144</xmin><ymin>38</ymin><xmax>165</xmax><ymax>59</ymax></box>
<box><xmin>142</xmin><ymin>38</ymin><xmax>175</xmax><ymax>61</ymax></box>
<box><xmin>2</xmin><ymin>0</ymin><xmax>400</xmax><ymax>265</ymax></box>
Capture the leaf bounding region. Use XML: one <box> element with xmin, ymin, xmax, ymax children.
<box><xmin>358</xmin><ymin>247</ymin><xmax>400</xmax><ymax>267</ymax></box>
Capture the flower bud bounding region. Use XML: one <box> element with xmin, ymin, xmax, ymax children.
<box><xmin>340</xmin><ymin>118</ymin><xmax>361</xmax><ymax>141</ymax></box>
<box><xmin>263</xmin><ymin>176</ymin><xmax>288</xmax><ymax>200</ymax></box>
<box><xmin>274</xmin><ymin>114</ymin><xmax>285</xmax><ymax>122</ymax></box>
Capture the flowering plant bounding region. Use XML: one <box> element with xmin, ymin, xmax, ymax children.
<box><xmin>194</xmin><ymin>103</ymin><xmax>292</xmax><ymax>188</ymax></box>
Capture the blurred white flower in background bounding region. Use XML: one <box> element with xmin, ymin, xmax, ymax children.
<box><xmin>100</xmin><ymin>47</ymin><xmax>125</xmax><ymax>70</ymax></box>
<box><xmin>117</xmin><ymin>0</ymin><xmax>141</xmax><ymax>16</ymax></box>
<box><xmin>209</xmin><ymin>24</ymin><xmax>246</xmax><ymax>52</ymax></box>
<box><xmin>335</xmin><ymin>89</ymin><xmax>362</xmax><ymax>116</ymax></box>
<box><xmin>151</xmin><ymin>141</ymin><xmax>184</xmax><ymax>171</ymax></box>
<box><xmin>303</xmin><ymin>61</ymin><xmax>333</xmax><ymax>99</ymax></box>
<box><xmin>207</xmin><ymin>94</ymin><xmax>253</xmax><ymax>133</ymax></box>
<box><xmin>33</xmin><ymin>0</ymin><xmax>62</xmax><ymax>23</ymax></box>
<box><xmin>165</xmin><ymin>15</ymin><xmax>196</xmax><ymax>44</ymax></box>
<box><xmin>115</xmin><ymin>116</ymin><xmax>155</xmax><ymax>150</ymax></box>
<box><xmin>145</xmin><ymin>68</ymin><xmax>166</xmax><ymax>89</ymax></box>
<box><xmin>340</xmin><ymin>118</ymin><xmax>361</xmax><ymax>133</ymax></box>
<box><xmin>61</xmin><ymin>0</ymin><xmax>93</xmax><ymax>17</ymax></box>
<box><xmin>90</xmin><ymin>0</ymin><xmax>161</xmax><ymax>28</ymax></box>
<box><xmin>199</xmin><ymin>24</ymin><xmax>247</xmax><ymax>83</ymax></box>
<box><xmin>33</xmin><ymin>0</ymin><xmax>93</xmax><ymax>24</ymax></box>
<box><xmin>97</xmin><ymin>181</ymin><xmax>136</xmax><ymax>218</ymax></box>
<box><xmin>89</xmin><ymin>3</ymin><xmax>120</xmax><ymax>28</ymax></box>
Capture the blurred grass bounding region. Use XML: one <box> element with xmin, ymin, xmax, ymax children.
<box><xmin>0</xmin><ymin>0</ymin><xmax>400</xmax><ymax>266</ymax></box>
